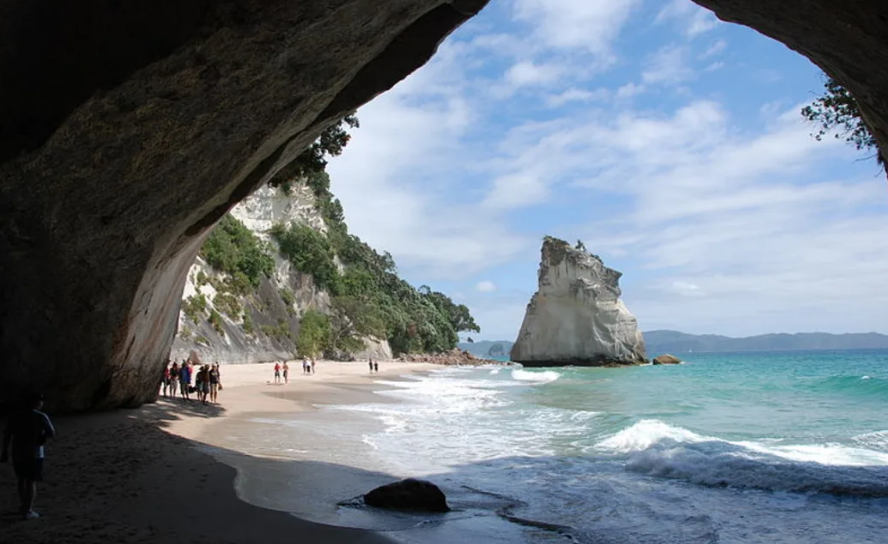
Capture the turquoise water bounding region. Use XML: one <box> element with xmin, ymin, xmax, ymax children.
<box><xmin>239</xmin><ymin>350</ymin><xmax>888</xmax><ymax>543</ymax></box>
<box><xmin>529</xmin><ymin>350</ymin><xmax>888</xmax><ymax>450</ymax></box>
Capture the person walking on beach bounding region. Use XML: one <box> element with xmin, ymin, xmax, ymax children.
<box><xmin>180</xmin><ymin>362</ymin><xmax>192</xmax><ymax>401</ymax></box>
<box><xmin>274</xmin><ymin>362</ymin><xmax>281</xmax><ymax>384</ymax></box>
<box><xmin>282</xmin><ymin>362</ymin><xmax>289</xmax><ymax>384</ymax></box>
<box><xmin>209</xmin><ymin>364</ymin><xmax>220</xmax><ymax>403</ymax></box>
<box><xmin>194</xmin><ymin>365</ymin><xmax>204</xmax><ymax>404</ymax></box>
<box><xmin>162</xmin><ymin>362</ymin><xmax>171</xmax><ymax>397</ymax></box>
<box><xmin>1</xmin><ymin>393</ymin><xmax>55</xmax><ymax>520</ymax></box>
<box><xmin>170</xmin><ymin>362</ymin><xmax>180</xmax><ymax>398</ymax></box>
<box><xmin>310</xmin><ymin>357</ymin><xmax>316</xmax><ymax>374</ymax></box>
<box><xmin>369</xmin><ymin>358</ymin><xmax>374</xmax><ymax>373</ymax></box>
<box><xmin>374</xmin><ymin>361</ymin><xmax>379</xmax><ymax>373</ymax></box>
<box><xmin>198</xmin><ymin>365</ymin><xmax>211</xmax><ymax>405</ymax></box>
<box><xmin>302</xmin><ymin>357</ymin><xmax>309</xmax><ymax>375</ymax></box>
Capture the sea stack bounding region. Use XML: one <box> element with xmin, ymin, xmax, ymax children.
<box><xmin>511</xmin><ymin>237</ymin><xmax>646</xmax><ymax>367</ymax></box>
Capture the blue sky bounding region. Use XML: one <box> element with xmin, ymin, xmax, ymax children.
<box><xmin>327</xmin><ymin>0</ymin><xmax>888</xmax><ymax>340</ymax></box>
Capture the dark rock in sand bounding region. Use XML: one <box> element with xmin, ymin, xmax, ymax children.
<box><xmin>364</xmin><ymin>478</ymin><xmax>449</xmax><ymax>513</ymax></box>
<box><xmin>652</xmin><ymin>354</ymin><xmax>683</xmax><ymax>366</ymax></box>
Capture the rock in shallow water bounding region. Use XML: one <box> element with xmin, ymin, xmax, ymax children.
<box><xmin>364</xmin><ymin>478</ymin><xmax>450</xmax><ymax>513</ymax></box>
<box><xmin>652</xmin><ymin>354</ymin><xmax>683</xmax><ymax>365</ymax></box>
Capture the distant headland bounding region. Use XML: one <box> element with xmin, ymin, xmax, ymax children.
<box><xmin>461</xmin><ymin>331</ymin><xmax>888</xmax><ymax>359</ymax></box>
<box><xmin>643</xmin><ymin>330</ymin><xmax>888</xmax><ymax>354</ymax></box>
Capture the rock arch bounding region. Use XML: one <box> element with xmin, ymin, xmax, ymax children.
<box><xmin>0</xmin><ymin>0</ymin><xmax>884</xmax><ymax>411</ymax></box>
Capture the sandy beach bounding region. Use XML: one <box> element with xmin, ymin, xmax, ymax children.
<box><xmin>0</xmin><ymin>360</ymin><xmax>438</xmax><ymax>544</ymax></box>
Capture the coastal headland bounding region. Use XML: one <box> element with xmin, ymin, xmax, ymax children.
<box><xmin>0</xmin><ymin>361</ymin><xmax>439</xmax><ymax>544</ymax></box>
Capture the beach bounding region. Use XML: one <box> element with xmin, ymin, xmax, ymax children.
<box><xmin>0</xmin><ymin>361</ymin><xmax>437</xmax><ymax>544</ymax></box>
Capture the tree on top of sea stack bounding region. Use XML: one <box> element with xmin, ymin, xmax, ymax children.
<box><xmin>510</xmin><ymin>237</ymin><xmax>646</xmax><ymax>367</ymax></box>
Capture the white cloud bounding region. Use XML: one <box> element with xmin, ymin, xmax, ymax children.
<box><xmin>513</xmin><ymin>0</ymin><xmax>641</xmax><ymax>55</ymax></box>
<box><xmin>616</xmin><ymin>82</ymin><xmax>645</xmax><ymax>99</ymax></box>
<box><xmin>669</xmin><ymin>281</ymin><xmax>705</xmax><ymax>297</ymax></box>
<box><xmin>699</xmin><ymin>39</ymin><xmax>727</xmax><ymax>59</ymax></box>
<box><xmin>482</xmin><ymin>172</ymin><xmax>549</xmax><ymax>210</ymax></box>
<box><xmin>476</xmin><ymin>281</ymin><xmax>498</xmax><ymax>293</ymax></box>
<box><xmin>326</xmin><ymin>40</ymin><xmax>531</xmax><ymax>280</ymax></box>
<box><xmin>505</xmin><ymin>60</ymin><xmax>563</xmax><ymax>87</ymax></box>
<box><xmin>642</xmin><ymin>45</ymin><xmax>695</xmax><ymax>85</ymax></box>
<box><xmin>687</xmin><ymin>9</ymin><xmax>719</xmax><ymax>37</ymax></box>
<box><xmin>546</xmin><ymin>87</ymin><xmax>610</xmax><ymax>107</ymax></box>
<box><xmin>656</xmin><ymin>0</ymin><xmax>720</xmax><ymax>38</ymax></box>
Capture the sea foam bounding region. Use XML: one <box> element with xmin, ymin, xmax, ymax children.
<box><xmin>597</xmin><ymin>419</ymin><xmax>888</xmax><ymax>497</ymax></box>
<box><xmin>511</xmin><ymin>369</ymin><xmax>560</xmax><ymax>383</ymax></box>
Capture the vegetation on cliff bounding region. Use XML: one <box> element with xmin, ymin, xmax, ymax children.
<box><xmin>802</xmin><ymin>77</ymin><xmax>883</xmax><ymax>165</ymax></box>
<box><xmin>201</xmin><ymin>215</ymin><xmax>275</xmax><ymax>292</ymax></box>
<box><xmin>189</xmin><ymin>117</ymin><xmax>478</xmax><ymax>357</ymax></box>
<box><xmin>271</xmin><ymin>169</ymin><xmax>480</xmax><ymax>355</ymax></box>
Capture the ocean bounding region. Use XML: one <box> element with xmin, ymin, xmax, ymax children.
<box><xmin>223</xmin><ymin>350</ymin><xmax>888</xmax><ymax>544</ymax></box>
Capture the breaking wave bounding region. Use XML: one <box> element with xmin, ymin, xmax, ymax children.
<box><xmin>597</xmin><ymin>420</ymin><xmax>888</xmax><ymax>497</ymax></box>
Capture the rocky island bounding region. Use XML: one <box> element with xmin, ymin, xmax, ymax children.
<box><xmin>511</xmin><ymin>237</ymin><xmax>646</xmax><ymax>367</ymax></box>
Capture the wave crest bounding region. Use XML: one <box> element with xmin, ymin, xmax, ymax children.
<box><xmin>597</xmin><ymin>420</ymin><xmax>888</xmax><ymax>497</ymax></box>
<box><xmin>511</xmin><ymin>369</ymin><xmax>560</xmax><ymax>384</ymax></box>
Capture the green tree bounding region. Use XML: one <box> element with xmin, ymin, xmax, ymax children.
<box><xmin>269</xmin><ymin>115</ymin><xmax>360</xmax><ymax>187</ymax></box>
<box><xmin>328</xmin><ymin>296</ymin><xmax>387</xmax><ymax>352</ymax></box>
<box><xmin>200</xmin><ymin>215</ymin><xmax>274</xmax><ymax>288</ymax></box>
<box><xmin>296</xmin><ymin>310</ymin><xmax>330</xmax><ymax>358</ymax></box>
<box><xmin>802</xmin><ymin>77</ymin><xmax>883</xmax><ymax>164</ymax></box>
<box><xmin>271</xmin><ymin>222</ymin><xmax>339</xmax><ymax>290</ymax></box>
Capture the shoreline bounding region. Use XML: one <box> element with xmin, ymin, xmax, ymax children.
<box><xmin>0</xmin><ymin>360</ymin><xmax>438</xmax><ymax>544</ymax></box>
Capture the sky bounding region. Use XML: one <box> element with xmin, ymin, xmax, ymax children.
<box><xmin>326</xmin><ymin>0</ymin><xmax>888</xmax><ymax>341</ymax></box>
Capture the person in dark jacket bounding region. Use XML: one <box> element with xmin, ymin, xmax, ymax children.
<box><xmin>2</xmin><ymin>393</ymin><xmax>55</xmax><ymax>520</ymax></box>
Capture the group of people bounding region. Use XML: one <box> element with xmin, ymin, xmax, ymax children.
<box><xmin>368</xmin><ymin>358</ymin><xmax>379</xmax><ymax>373</ymax></box>
<box><xmin>274</xmin><ymin>361</ymin><xmax>289</xmax><ymax>383</ymax></box>
<box><xmin>301</xmin><ymin>357</ymin><xmax>316</xmax><ymax>375</ymax></box>
<box><xmin>162</xmin><ymin>359</ymin><xmax>222</xmax><ymax>405</ymax></box>
<box><xmin>272</xmin><ymin>357</ymin><xmax>322</xmax><ymax>384</ymax></box>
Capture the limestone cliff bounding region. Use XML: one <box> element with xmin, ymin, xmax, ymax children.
<box><xmin>511</xmin><ymin>238</ymin><xmax>646</xmax><ymax>367</ymax></box>
<box><xmin>170</xmin><ymin>183</ymin><xmax>392</xmax><ymax>364</ymax></box>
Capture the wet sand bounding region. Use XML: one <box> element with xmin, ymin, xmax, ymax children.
<box><xmin>0</xmin><ymin>361</ymin><xmax>437</xmax><ymax>544</ymax></box>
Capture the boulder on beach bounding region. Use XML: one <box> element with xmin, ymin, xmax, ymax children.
<box><xmin>652</xmin><ymin>354</ymin><xmax>683</xmax><ymax>365</ymax></box>
<box><xmin>364</xmin><ymin>478</ymin><xmax>450</xmax><ymax>513</ymax></box>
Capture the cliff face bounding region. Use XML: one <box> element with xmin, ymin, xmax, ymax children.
<box><xmin>0</xmin><ymin>0</ymin><xmax>488</xmax><ymax>412</ymax></box>
<box><xmin>170</xmin><ymin>184</ymin><xmax>392</xmax><ymax>364</ymax></box>
<box><xmin>511</xmin><ymin>239</ymin><xmax>646</xmax><ymax>366</ymax></box>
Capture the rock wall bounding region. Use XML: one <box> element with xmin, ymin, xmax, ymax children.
<box><xmin>0</xmin><ymin>0</ymin><xmax>489</xmax><ymax>412</ymax></box>
<box><xmin>511</xmin><ymin>239</ymin><xmax>646</xmax><ymax>367</ymax></box>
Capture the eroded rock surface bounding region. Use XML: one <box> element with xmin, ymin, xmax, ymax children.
<box><xmin>0</xmin><ymin>0</ymin><xmax>488</xmax><ymax>412</ymax></box>
<box><xmin>511</xmin><ymin>239</ymin><xmax>646</xmax><ymax>367</ymax></box>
